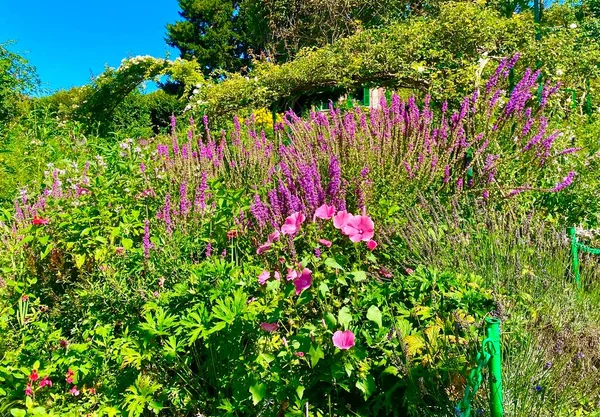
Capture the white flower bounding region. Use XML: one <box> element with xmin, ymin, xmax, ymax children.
<box><xmin>119</xmin><ymin>142</ymin><xmax>130</xmax><ymax>150</ymax></box>
<box><xmin>134</xmin><ymin>147</ymin><xmax>142</xmax><ymax>154</ymax></box>
<box><xmin>193</xmin><ymin>89</ymin><xmax>199</xmax><ymax>95</ymax></box>
<box><xmin>184</xmin><ymin>105</ymin><xmax>192</xmax><ymax>112</ymax></box>
<box><xmin>556</xmin><ymin>69</ymin><xmax>564</xmax><ymax>76</ymax></box>
<box><xmin>569</xmin><ymin>23</ymin><xmax>577</xmax><ymax>29</ymax></box>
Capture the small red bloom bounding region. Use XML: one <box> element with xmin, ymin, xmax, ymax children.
<box><xmin>25</xmin><ymin>383</ymin><xmax>33</xmax><ymax>396</ymax></box>
<box><xmin>227</xmin><ymin>230</ymin><xmax>239</xmax><ymax>240</ymax></box>
<box><xmin>21</xmin><ymin>295</ymin><xmax>29</xmax><ymax>302</ymax></box>
<box><xmin>29</xmin><ymin>369</ymin><xmax>39</xmax><ymax>382</ymax></box>
<box><xmin>32</xmin><ymin>216</ymin><xmax>49</xmax><ymax>226</ymax></box>
<box><xmin>115</xmin><ymin>247</ymin><xmax>125</xmax><ymax>255</ymax></box>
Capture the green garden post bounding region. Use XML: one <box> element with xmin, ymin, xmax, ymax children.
<box><xmin>567</xmin><ymin>227</ymin><xmax>581</xmax><ymax>289</ymax></box>
<box><xmin>363</xmin><ymin>86</ymin><xmax>371</xmax><ymax>107</ymax></box>
<box><xmin>485</xmin><ymin>318</ymin><xmax>504</xmax><ymax>417</ymax></box>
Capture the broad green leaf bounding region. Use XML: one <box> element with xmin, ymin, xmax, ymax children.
<box><xmin>366</xmin><ymin>305</ymin><xmax>382</xmax><ymax>328</ymax></box>
<box><xmin>10</xmin><ymin>409</ymin><xmax>26</xmax><ymax>417</ymax></box>
<box><xmin>324</xmin><ymin>257</ymin><xmax>343</xmax><ymax>270</ymax></box>
<box><xmin>122</xmin><ymin>238</ymin><xmax>133</xmax><ymax>250</ymax></box>
<box><xmin>296</xmin><ymin>385</ymin><xmax>305</xmax><ymax>399</ymax></box>
<box><xmin>351</xmin><ymin>271</ymin><xmax>367</xmax><ymax>281</ymax></box>
<box><xmin>324</xmin><ymin>312</ymin><xmax>337</xmax><ymax>329</ymax></box>
<box><xmin>309</xmin><ymin>344</ymin><xmax>325</xmax><ymax>368</ymax></box>
<box><xmin>338</xmin><ymin>307</ymin><xmax>352</xmax><ymax>329</ymax></box>
<box><xmin>249</xmin><ymin>383</ymin><xmax>267</xmax><ymax>405</ymax></box>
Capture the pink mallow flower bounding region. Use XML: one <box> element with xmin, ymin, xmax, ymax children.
<box><xmin>39</xmin><ymin>376</ymin><xmax>52</xmax><ymax>388</ymax></box>
<box><xmin>332</xmin><ymin>330</ymin><xmax>356</xmax><ymax>350</ymax></box>
<box><xmin>333</xmin><ymin>211</ymin><xmax>353</xmax><ymax>232</ymax></box>
<box><xmin>314</xmin><ymin>204</ymin><xmax>336</xmax><ymax>220</ymax></box>
<box><xmin>366</xmin><ymin>240</ymin><xmax>377</xmax><ymax>250</ymax></box>
<box><xmin>258</xmin><ymin>271</ymin><xmax>271</xmax><ymax>285</ymax></box>
<box><xmin>260</xmin><ymin>322</ymin><xmax>279</xmax><ymax>332</ymax></box>
<box><xmin>25</xmin><ymin>384</ymin><xmax>33</xmax><ymax>396</ymax></box>
<box><xmin>281</xmin><ymin>212</ymin><xmax>306</xmax><ymax>235</ymax></box>
<box><xmin>70</xmin><ymin>386</ymin><xmax>80</xmax><ymax>396</ymax></box>
<box><xmin>286</xmin><ymin>269</ymin><xmax>298</xmax><ymax>281</ymax></box>
<box><xmin>256</xmin><ymin>242</ymin><xmax>272</xmax><ymax>255</ymax></box>
<box><xmin>318</xmin><ymin>239</ymin><xmax>332</xmax><ymax>248</ymax></box>
<box><xmin>343</xmin><ymin>215</ymin><xmax>375</xmax><ymax>242</ymax></box>
<box><xmin>268</xmin><ymin>230</ymin><xmax>280</xmax><ymax>242</ymax></box>
<box><xmin>293</xmin><ymin>268</ymin><xmax>312</xmax><ymax>295</ymax></box>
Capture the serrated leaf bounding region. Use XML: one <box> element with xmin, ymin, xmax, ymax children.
<box><xmin>367</xmin><ymin>305</ymin><xmax>382</xmax><ymax>328</ymax></box>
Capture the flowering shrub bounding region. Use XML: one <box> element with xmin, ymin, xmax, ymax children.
<box><xmin>0</xmin><ymin>61</ymin><xmax>586</xmax><ymax>416</ymax></box>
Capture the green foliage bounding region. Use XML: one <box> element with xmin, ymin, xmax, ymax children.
<box><xmin>0</xmin><ymin>42</ymin><xmax>39</xmax><ymax>128</ymax></box>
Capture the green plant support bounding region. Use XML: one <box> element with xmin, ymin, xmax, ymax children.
<box><xmin>486</xmin><ymin>318</ymin><xmax>504</xmax><ymax>417</ymax></box>
<box><xmin>567</xmin><ymin>227</ymin><xmax>581</xmax><ymax>289</ymax></box>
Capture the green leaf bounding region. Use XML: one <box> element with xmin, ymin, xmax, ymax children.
<box><xmin>324</xmin><ymin>257</ymin><xmax>343</xmax><ymax>270</ymax></box>
<box><xmin>309</xmin><ymin>344</ymin><xmax>325</xmax><ymax>368</ymax></box>
<box><xmin>10</xmin><ymin>409</ymin><xmax>26</xmax><ymax>417</ymax></box>
<box><xmin>355</xmin><ymin>374</ymin><xmax>377</xmax><ymax>399</ymax></box>
<box><xmin>122</xmin><ymin>238</ymin><xmax>133</xmax><ymax>250</ymax></box>
<box><xmin>296</xmin><ymin>385</ymin><xmax>305</xmax><ymax>399</ymax></box>
<box><xmin>318</xmin><ymin>282</ymin><xmax>330</xmax><ymax>298</ymax></box>
<box><xmin>367</xmin><ymin>305</ymin><xmax>383</xmax><ymax>328</ymax></box>
<box><xmin>249</xmin><ymin>383</ymin><xmax>267</xmax><ymax>405</ymax></box>
<box><xmin>351</xmin><ymin>271</ymin><xmax>367</xmax><ymax>282</ymax></box>
<box><xmin>324</xmin><ymin>312</ymin><xmax>337</xmax><ymax>329</ymax></box>
<box><xmin>338</xmin><ymin>307</ymin><xmax>352</xmax><ymax>329</ymax></box>
<box><xmin>75</xmin><ymin>253</ymin><xmax>86</xmax><ymax>269</ymax></box>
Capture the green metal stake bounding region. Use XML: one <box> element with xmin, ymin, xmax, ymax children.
<box><xmin>567</xmin><ymin>227</ymin><xmax>581</xmax><ymax>289</ymax></box>
<box><xmin>486</xmin><ymin>318</ymin><xmax>504</xmax><ymax>417</ymax></box>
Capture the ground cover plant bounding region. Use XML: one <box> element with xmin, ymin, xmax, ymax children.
<box><xmin>1</xmin><ymin>50</ymin><xmax>600</xmax><ymax>417</ymax></box>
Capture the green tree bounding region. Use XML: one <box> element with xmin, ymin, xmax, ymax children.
<box><xmin>0</xmin><ymin>41</ymin><xmax>38</xmax><ymax>127</ymax></box>
<box><xmin>166</xmin><ymin>0</ymin><xmax>263</xmax><ymax>77</ymax></box>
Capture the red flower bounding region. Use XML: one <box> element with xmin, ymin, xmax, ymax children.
<box><xmin>39</xmin><ymin>376</ymin><xmax>52</xmax><ymax>388</ymax></box>
<box><xmin>29</xmin><ymin>369</ymin><xmax>39</xmax><ymax>382</ymax></box>
<box><xmin>32</xmin><ymin>216</ymin><xmax>49</xmax><ymax>225</ymax></box>
<box><xmin>25</xmin><ymin>383</ymin><xmax>33</xmax><ymax>396</ymax></box>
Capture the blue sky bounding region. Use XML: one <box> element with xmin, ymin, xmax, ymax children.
<box><xmin>0</xmin><ymin>0</ymin><xmax>181</xmax><ymax>93</ymax></box>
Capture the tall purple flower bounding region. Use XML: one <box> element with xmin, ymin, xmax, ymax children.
<box><xmin>250</xmin><ymin>195</ymin><xmax>270</xmax><ymax>227</ymax></box>
<box><xmin>327</xmin><ymin>155</ymin><xmax>341</xmax><ymax>201</ymax></box>
<box><xmin>194</xmin><ymin>172</ymin><xmax>208</xmax><ymax>213</ymax></box>
<box><xmin>551</xmin><ymin>171</ymin><xmax>576</xmax><ymax>192</ymax></box>
<box><xmin>143</xmin><ymin>219</ymin><xmax>154</xmax><ymax>259</ymax></box>
<box><xmin>180</xmin><ymin>182</ymin><xmax>191</xmax><ymax>216</ymax></box>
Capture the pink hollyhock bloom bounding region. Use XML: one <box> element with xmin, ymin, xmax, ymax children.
<box><xmin>274</xmin><ymin>271</ymin><xmax>281</xmax><ymax>281</ymax></box>
<box><xmin>256</xmin><ymin>242</ymin><xmax>272</xmax><ymax>255</ymax></box>
<box><xmin>268</xmin><ymin>230</ymin><xmax>280</xmax><ymax>242</ymax></box>
<box><xmin>333</xmin><ymin>211</ymin><xmax>353</xmax><ymax>232</ymax></box>
<box><xmin>39</xmin><ymin>376</ymin><xmax>52</xmax><ymax>388</ymax></box>
<box><xmin>281</xmin><ymin>212</ymin><xmax>305</xmax><ymax>235</ymax></box>
<box><xmin>29</xmin><ymin>369</ymin><xmax>39</xmax><ymax>382</ymax></box>
<box><xmin>343</xmin><ymin>215</ymin><xmax>375</xmax><ymax>242</ymax></box>
<box><xmin>286</xmin><ymin>269</ymin><xmax>298</xmax><ymax>281</ymax></box>
<box><xmin>70</xmin><ymin>386</ymin><xmax>80</xmax><ymax>396</ymax></box>
<box><xmin>25</xmin><ymin>383</ymin><xmax>33</xmax><ymax>396</ymax></box>
<box><xmin>258</xmin><ymin>270</ymin><xmax>270</xmax><ymax>285</ymax></box>
<box><xmin>332</xmin><ymin>330</ymin><xmax>356</xmax><ymax>350</ymax></box>
<box><xmin>318</xmin><ymin>239</ymin><xmax>332</xmax><ymax>248</ymax></box>
<box><xmin>314</xmin><ymin>204</ymin><xmax>336</xmax><ymax>220</ymax></box>
<box><xmin>260</xmin><ymin>322</ymin><xmax>279</xmax><ymax>332</ymax></box>
<box><xmin>293</xmin><ymin>268</ymin><xmax>312</xmax><ymax>295</ymax></box>
<box><xmin>366</xmin><ymin>240</ymin><xmax>377</xmax><ymax>250</ymax></box>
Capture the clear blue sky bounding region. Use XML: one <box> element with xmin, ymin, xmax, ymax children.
<box><xmin>0</xmin><ymin>0</ymin><xmax>181</xmax><ymax>93</ymax></box>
